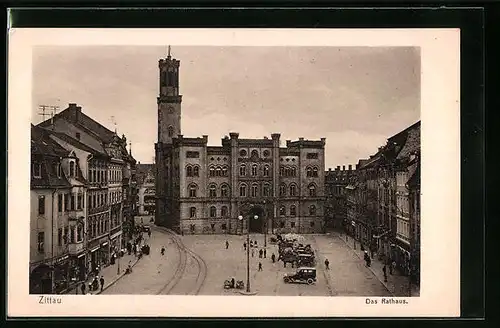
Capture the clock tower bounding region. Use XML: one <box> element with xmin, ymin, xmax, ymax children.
<box><xmin>157</xmin><ymin>46</ymin><xmax>182</xmax><ymax>144</ymax></box>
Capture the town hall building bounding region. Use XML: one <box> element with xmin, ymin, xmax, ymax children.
<box><xmin>155</xmin><ymin>49</ymin><xmax>326</xmax><ymax>235</ymax></box>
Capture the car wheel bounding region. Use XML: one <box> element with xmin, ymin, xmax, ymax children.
<box><xmin>307</xmin><ymin>278</ymin><xmax>314</xmax><ymax>285</ymax></box>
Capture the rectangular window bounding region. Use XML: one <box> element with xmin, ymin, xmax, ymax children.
<box><xmin>77</xmin><ymin>225</ymin><xmax>83</xmax><ymax>242</ymax></box>
<box><xmin>78</xmin><ymin>194</ymin><xmax>83</xmax><ymax>210</ymax></box>
<box><xmin>64</xmin><ymin>227</ymin><xmax>69</xmax><ymax>244</ymax></box>
<box><xmin>93</xmin><ymin>195</ymin><xmax>96</xmax><ymax>208</ymax></box>
<box><xmin>58</xmin><ymin>194</ymin><xmax>63</xmax><ymax>212</ymax></box>
<box><xmin>33</xmin><ymin>163</ymin><xmax>42</xmax><ymax>178</ymax></box>
<box><xmin>221</xmin><ymin>223</ymin><xmax>227</xmax><ymax>230</ymax></box>
<box><xmin>38</xmin><ymin>195</ymin><xmax>45</xmax><ymax>215</ymax></box>
<box><xmin>291</xmin><ymin>222</ymin><xmax>296</xmax><ymax>228</ymax></box>
<box><xmin>58</xmin><ymin>228</ymin><xmax>63</xmax><ymax>246</ymax></box>
<box><xmin>37</xmin><ymin>232</ymin><xmax>44</xmax><ymax>253</ymax></box>
<box><xmin>64</xmin><ymin>194</ymin><xmax>69</xmax><ymax>212</ymax></box>
<box><xmin>70</xmin><ymin>226</ymin><xmax>75</xmax><ymax>243</ymax></box>
<box><xmin>186</xmin><ymin>151</ymin><xmax>200</xmax><ymax>158</ymax></box>
<box><xmin>70</xmin><ymin>194</ymin><xmax>75</xmax><ymax>211</ymax></box>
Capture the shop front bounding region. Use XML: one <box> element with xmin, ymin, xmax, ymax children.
<box><xmin>52</xmin><ymin>254</ymin><xmax>70</xmax><ymax>294</ymax></box>
<box><xmin>99</xmin><ymin>241</ymin><xmax>110</xmax><ymax>267</ymax></box>
<box><xmin>29</xmin><ymin>263</ymin><xmax>52</xmax><ymax>294</ymax></box>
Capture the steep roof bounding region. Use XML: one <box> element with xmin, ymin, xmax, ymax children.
<box><xmin>31</xmin><ymin>125</ymin><xmax>72</xmax><ymax>189</ymax></box>
<box><xmin>397</xmin><ymin>126</ymin><xmax>420</xmax><ymax>160</ymax></box>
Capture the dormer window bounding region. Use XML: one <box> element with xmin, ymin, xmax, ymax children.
<box><xmin>56</xmin><ymin>163</ymin><xmax>62</xmax><ymax>178</ymax></box>
<box><xmin>33</xmin><ymin>163</ymin><xmax>42</xmax><ymax>178</ymax></box>
<box><xmin>69</xmin><ymin>161</ymin><xmax>75</xmax><ymax>177</ymax></box>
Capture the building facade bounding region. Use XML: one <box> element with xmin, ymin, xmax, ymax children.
<box><xmin>155</xmin><ymin>52</ymin><xmax>326</xmax><ymax>234</ymax></box>
<box><xmin>136</xmin><ymin>163</ymin><xmax>156</xmax><ymax>216</ymax></box>
<box><xmin>37</xmin><ymin>104</ymin><xmax>136</xmax><ymax>286</ymax></box>
<box><xmin>324</xmin><ymin>165</ymin><xmax>356</xmax><ymax>231</ymax></box>
<box><xmin>30</xmin><ymin>125</ymin><xmax>87</xmax><ymax>294</ymax></box>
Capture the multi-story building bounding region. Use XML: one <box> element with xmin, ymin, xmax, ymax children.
<box><xmin>155</xmin><ymin>51</ymin><xmax>326</xmax><ymax>235</ymax></box>
<box><xmin>136</xmin><ymin>163</ymin><xmax>156</xmax><ymax>216</ymax></box>
<box><xmin>30</xmin><ymin>124</ymin><xmax>87</xmax><ymax>294</ymax></box>
<box><xmin>37</xmin><ymin>103</ymin><xmax>135</xmax><ymax>275</ymax></box>
<box><xmin>324</xmin><ymin>165</ymin><xmax>356</xmax><ymax>231</ymax></box>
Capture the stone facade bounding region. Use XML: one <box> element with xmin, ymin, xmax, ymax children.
<box><xmin>155</xmin><ymin>52</ymin><xmax>326</xmax><ymax>235</ymax></box>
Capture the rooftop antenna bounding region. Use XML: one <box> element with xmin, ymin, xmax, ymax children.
<box><xmin>38</xmin><ymin>105</ymin><xmax>59</xmax><ymax>129</ymax></box>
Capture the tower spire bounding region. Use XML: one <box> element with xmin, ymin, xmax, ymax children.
<box><xmin>168</xmin><ymin>45</ymin><xmax>171</xmax><ymax>58</ymax></box>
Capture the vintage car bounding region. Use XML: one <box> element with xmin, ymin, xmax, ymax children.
<box><xmin>283</xmin><ymin>267</ymin><xmax>317</xmax><ymax>285</ymax></box>
<box><xmin>297</xmin><ymin>253</ymin><xmax>315</xmax><ymax>267</ymax></box>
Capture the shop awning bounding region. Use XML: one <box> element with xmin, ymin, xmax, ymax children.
<box><xmin>90</xmin><ymin>246</ymin><xmax>100</xmax><ymax>253</ymax></box>
<box><xmin>102</xmin><ymin>242</ymin><xmax>109</xmax><ymax>247</ymax></box>
<box><xmin>77</xmin><ymin>253</ymin><xmax>85</xmax><ymax>258</ymax></box>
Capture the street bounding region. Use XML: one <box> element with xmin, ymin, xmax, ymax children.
<box><xmin>102</xmin><ymin>226</ymin><xmax>392</xmax><ymax>296</ymax></box>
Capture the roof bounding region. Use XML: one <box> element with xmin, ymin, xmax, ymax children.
<box><xmin>407</xmin><ymin>162</ymin><xmax>420</xmax><ymax>187</ymax></box>
<box><xmin>39</xmin><ymin>104</ymin><xmax>116</xmax><ymax>144</ymax></box>
<box><xmin>49</xmin><ymin>130</ymin><xmax>107</xmax><ymax>156</ymax></box>
<box><xmin>31</xmin><ymin>124</ymin><xmax>69</xmax><ymax>157</ymax></box>
<box><xmin>397</xmin><ymin>126</ymin><xmax>420</xmax><ymax>160</ymax></box>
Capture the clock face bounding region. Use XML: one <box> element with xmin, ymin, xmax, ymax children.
<box><xmin>168</xmin><ymin>106</ymin><xmax>175</xmax><ymax>114</ymax></box>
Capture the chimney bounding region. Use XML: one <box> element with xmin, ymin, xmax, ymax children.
<box><xmin>229</xmin><ymin>132</ymin><xmax>239</xmax><ymax>140</ymax></box>
<box><xmin>342</xmin><ymin>165</ymin><xmax>346</xmax><ymax>171</ymax></box>
<box><xmin>349</xmin><ymin>165</ymin><xmax>352</xmax><ymax>171</ymax></box>
<box><xmin>336</xmin><ymin>166</ymin><xmax>340</xmax><ymax>171</ymax></box>
<box><xmin>299</xmin><ymin>137</ymin><xmax>304</xmax><ymax>141</ymax></box>
<box><xmin>328</xmin><ymin>168</ymin><xmax>332</xmax><ymax>172</ymax></box>
<box><xmin>202</xmin><ymin>135</ymin><xmax>208</xmax><ymax>143</ymax></box>
<box><xmin>271</xmin><ymin>133</ymin><xmax>281</xmax><ymax>140</ymax></box>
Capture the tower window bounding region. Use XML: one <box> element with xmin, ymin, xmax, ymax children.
<box><xmin>221</xmin><ymin>184</ymin><xmax>229</xmax><ymax>198</ymax></box>
<box><xmin>161</xmin><ymin>71</ymin><xmax>167</xmax><ymax>86</ymax></box>
<box><xmin>210</xmin><ymin>206</ymin><xmax>217</xmax><ymax>218</ymax></box>
<box><xmin>279</xmin><ymin>205</ymin><xmax>286</xmax><ymax>216</ymax></box>
<box><xmin>222</xmin><ymin>166</ymin><xmax>228</xmax><ymax>177</ymax></box>
<box><xmin>263</xmin><ymin>165</ymin><xmax>270</xmax><ymax>177</ymax></box>
<box><xmin>308</xmin><ymin>184</ymin><xmax>317</xmax><ymax>197</ymax></box>
<box><xmin>239</xmin><ymin>184</ymin><xmax>247</xmax><ymax>197</ymax></box>
<box><xmin>209</xmin><ymin>184</ymin><xmax>217</xmax><ymax>198</ymax></box>
<box><xmin>251</xmin><ymin>164</ymin><xmax>258</xmax><ymax>176</ymax></box>
<box><xmin>290</xmin><ymin>184</ymin><xmax>297</xmax><ymax>197</ymax></box>
<box><xmin>290</xmin><ymin>205</ymin><xmax>297</xmax><ymax>217</ymax></box>
<box><xmin>280</xmin><ymin>183</ymin><xmax>286</xmax><ymax>197</ymax></box>
<box><xmin>190</xmin><ymin>207</ymin><xmax>196</xmax><ymax>218</ymax></box>
<box><xmin>186</xmin><ymin>166</ymin><xmax>193</xmax><ymax>177</ymax></box>
<box><xmin>251</xmin><ymin>184</ymin><xmax>258</xmax><ymax>197</ymax></box>
<box><xmin>263</xmin><ymin>184</ymin><xmax>270</xmax><ymax>197</ymax></box>
<box><xmin>221</xmin><ymin>206</ymin><xmax>228</xmax><ymax>217</ymax></box>
<box><xmin>193</xmin><ymin>166</ymin><xmax>199</xmax><ymax>177</ymax></box>
<box><xmin>309</xmin><ymin>205</ymin><xmax>317</xmax><ymax>216</ymax></box>
<box><xmin>188</xmin><ymin>184</ymin><xmax>198</xmax><ymax>198</ymax></box>
<box><xmin>239</xmin><ymin>164</ymin><xmax>246</xmax><ymax>177</ymax></box>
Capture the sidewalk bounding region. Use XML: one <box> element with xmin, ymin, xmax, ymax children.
<box><xmin>64</xmin><ymin>252</ymin><xmax>141</xmax><ymax>295</ymax></box>
<box><xmin>334</xmin><ymin>232</ymin><xmax>420</xmax><ymax>297</ymax></box>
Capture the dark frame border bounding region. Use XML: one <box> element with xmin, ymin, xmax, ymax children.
<box><xmin>6</xmin><ymin>6</ymin><xmax>485</xmax><ymax>320</ymax></box>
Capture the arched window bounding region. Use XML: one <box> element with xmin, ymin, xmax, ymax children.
<box><xmin>239</xmin><ymin>184</ymin><xmax>247</xmax><ymax>197</ymax></box>
<box><xmin>216</xmin><ymin>167</ymin><xmax>222</xmax><ymax>177</ymax></box>
<box><xmin>209</xmin><ymin>184</ymin><xmax>217</xmax><ymax>198</ymax></box>
<box><xmin>209</xmin><ymin>166</ymin><xmax>215</xmax><ymax>177</ymax></box>
<box><xmin>290</xmin><ymin>205</ymin><xmax>297</xmax><ymax>216</ymax></box>
<box><xmin>284</xmin><ymin>167</ymin><xmax>290</xmax><ymax>177</ymax></box>
<box><xmin>189</xmin><ymin>207</ymin><xmax>196</xmax><ymax>218</ymax></box>
<box><xmin>222</xmin><ymin>166</ymin><xmax>228</xmax><ymax>177</ymax></box>
<box><xmin>221</xmin><ymin>184</ymin><xmax>229</xmax><ymax>197</ymax></box>
<box><xmin>210</xmin><ymin>206</ymin><xmax>217</xmax><ymax>218</ymax></box>
<box><xmin>186</xmin><ymin>166</ymin><xmax>193</xmax><ymax>177</ymax></box>
<box><xmin>263</xmin><ymin>184</ymin><xmax>271</xmax><ymax>197</ymax></box>
<box><xmin>251</xmin><ymin>184</ymin><xmax>258</xmax><ymax>197</ymax></box>
<box><xmin>161</xmin><ymin>71</ymin><xmax>167</xmax><ymax>86</ymax></box>
<box><xmin>306</xmin><ymin>167</ymin><xmax>312</xmax><ymax>177</ymax></box>
<box><xmin>251</xmin><ymin>150</ymin><xmax>259</xmax><ymax>158</ymax></box>
<box><xmin>188</xmin><ymin>184</ymin><xmax>198</xmax><ymax>198</ymax></box>
<box><xmin>239</xmin><ymin>164</ymin><xmax>246</xmax><ymax>177</ymax></box>
<box><xmin>280</xmin><ymin>183</ymin><xmax>287</xmax><ymax>197</ymax></box>
<box><xmin>279</xmin><ymin>205</ymin><xmax>286</xmax><ymax>216</ymax></box>
<box><xmin>69</xmin><ymin>161</ymin><xmax>75</xmax><ymax>177</ymax></box>
<box><xmin>289</xmin><ymin>184</ymin><xmax>297</xmax><ymax>197</ymax></box>
<box><xmin>313</xmin><ymin>167</ymin><xmax>318</xmax><ymax>177</ymax></box>
<box><xmin>251</xmin><ymin>164</ymin><xmax>258</xmax><ymax>176</ymax></box>
<box><xmin>168</xmin><ymin>126</ymin><xmax>174</xmax><ymax>137</ymax></box>
<box><xmin>221</xmin><ymin>206</ymin><xmax>228</xmax><ymax>217</ymax></box>
<box><xmin>309</xmin><ymin>205</ymin><xmax>317</xmax><ymax>216</ymax></box>
<box><xmin>308</xmin><ymin>184</ymin><xmax>317</xmax><ymax>197</ymax></box>
<box><xmin>291</xmin><ymin>167</ymin><xmax>297</xmax><ymax>177</ymax></box>
<box><xmin>279</xmin><ymin>166</ymin><xmax>284</xmax><ymax>176</ymax></box>
<box><xmin>193</xmin><ymin>166</ymin><xmax>199</xmax><ymax>177</ymax></box>
<box><xmin>263</xmin><ymin>165</ymin><xmax>270</xmax><ymax>177</ymax></box>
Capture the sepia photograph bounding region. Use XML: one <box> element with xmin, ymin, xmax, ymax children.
<box><xmin>9</xmin><ymin>28</ymin><xmax>460</xmax><ymax>317</ymax></box>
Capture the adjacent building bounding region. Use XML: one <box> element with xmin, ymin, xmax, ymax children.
<box><xmin>155</xmin><ymin>51</ymin><xmax>326</xmax><ymax>235</ymax></box>
<box><xmin>136</xmin><ymin>163</ymin><xmax>156</xmax><ymax>216</ymax></box>
<box><xmin>33</xmin><ymin>104</ymin><xmax>136</xmax><ymax>293</ymax></box>
<box><xmin>324</xmin><ymin>165</ymin><xmax>356</xmax><ymax>231</ymax></box>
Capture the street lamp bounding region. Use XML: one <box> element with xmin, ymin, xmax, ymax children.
<box><xmin>238</xmin><ymin>214</ymin><xmax>258</xmax><ymax>294</ymax></box>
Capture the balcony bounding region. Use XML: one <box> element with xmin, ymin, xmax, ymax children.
<box><xmin>68</xmin><ymin>241</ymin><xmax>85</xmax><ymax>255</ymax></box>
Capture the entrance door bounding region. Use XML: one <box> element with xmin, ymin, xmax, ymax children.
<box><xmin>248</xmin><ymin>206</ymin><xmax>264</xmax><ymax>233</ymax></box>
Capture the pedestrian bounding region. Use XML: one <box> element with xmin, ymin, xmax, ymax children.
<box><xmin>259</xmin><ymin>249</ymin><xmax>263</xmax><ymax>258</ymax></box>
<box><xmin>99</xmin><ymin>276</ymin><xmax>105</xmax><ymax>292</ymax></box>
<box><xmin>254</xmin><ymin>240</ymin><xmax>258</xmax><ymax>248</ymax></box>
<box><xmin>251</xmin><ymin>248</ymin><xmax>255</xmax><ymax>257</ymax></box>
<box><xmin>243</xmin><ymin>242</ymin><xmax>246</xmax><ymax>250</ymax></box>
<box><xmin>271</xmin><ymin>253</ymin><xmax>276</xmax><ymax>263</ymax></box>
<box><xmin>364</xmin><ymin>251</ymin><xmax>371</xmax><ymax>267</ymax></box>
<box><xmin>148</xmin><ymin>230</ymin><xmax>151</xmax><ymax>238</ymax></box>
<box><xmin>133</xmin><ymin>244</ymin><xmax>137</xmax><ymax>255</ymax></box>
<box><xmin>161</xmin><ymin>247</ymin><xmax>165</xmax><ymax>256</ymax></box>
<box><xmin>250</xmin><ymin>240</ymin><xmax>253</xmax><ymax>248</ymax></box>
<box><xmin>383</xmin><ymin>265</ymin><xmax>388</xmax><ymax>282</ymax></box>
<box><xmin>258</xmin><ymin>262</ymin><xmax>263</xmax><ymax>271</ymax></box>
<box><xmin>225</xmin><ymin>241</ymin><xmax>229</xmax><ymax>249</ymax></box>
<box><xmin>80</xmin><ymin>283</ymin><xmax>86</xmax><ymax>295</ymax></box>
<box><xmin>324</xmin><ymin>259</ymin><xmax>330</xmax><ymax>270</ymax></box>
<box><xmin>391</xmin><ymin>261</ymin><xmax>396</xmax><ymax>275</ymax></box>
<box><xmin>264</xmin><ymin>249</ymin><xmax>267</xmax><ymax>258</ymax></box>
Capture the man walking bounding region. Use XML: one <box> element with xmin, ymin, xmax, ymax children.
<box><xmin>258</xmin><ymin>262</ymin><xmax>263</xmax><ymax>271</ymax></box>
<box><xmin>251</xmin><ymin>248</ymin><xmax>255</xmax><ymax>257</ymax></box>
<box><xmin>161</xmin><ymin>246</ymin><xmax>165</xmax><ymax>256</ymax></box>
<box><xmin>324</xmin><ymin>258</ymin><xmax>330</xmax><ymax>270</ymax></box>
<box><xmin>263</xmin><ymin>249</ymin><xmax>267</xmax><ymax>258</ymax></box>
<box><xmin>259</xmin><ymin>249</ymin><xmax>263</xmax><ymax>258</ymax></box>
<box><xmin>243</xmin><ymin>242</ymin><xmax>246</xmax><ymax>251</ymax></box>
<box><xmin>225</xmin><ymin>240</ymin><xmax>229</xmax><ymax>249</ymax></box>
<box><xmin>383</xmin><ymin>265</ymin><xmax>388</xmax><ymax>282</ymax></box>
<box><xmin>271</xmin><ymin>253</ymin><xmax>276</xmax><ymax>263</ymax></box>
<box><xmin>99</xmin><ymin>276</ymin><xmax>105</xmax><ymax>292</ymax></box>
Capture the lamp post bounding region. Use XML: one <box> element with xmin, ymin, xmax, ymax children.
<box><xmin>238</xmin><ymin>214</ymin><xmax>258</xmax><ymax>294</ymax></box>
<box><xmin>263</xmin><ymin>200</ymin><xmax>267</xmax><ymax>248</ymax></box>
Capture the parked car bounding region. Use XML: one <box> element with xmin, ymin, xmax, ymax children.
<box><xmin>283</xmin><ymin>267</ymin><xmax>317</xmax><ymax>285</ymax></box>
<box><xmin>143</xmin><ymin>225</ymin><xmax>151</xmax><ymax>233</ymax></box>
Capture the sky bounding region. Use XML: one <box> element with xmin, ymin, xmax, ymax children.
<box><xmin>32</xmin><ymin>46</ymin><xmax>420</xmax><ymax>168</ymax></box>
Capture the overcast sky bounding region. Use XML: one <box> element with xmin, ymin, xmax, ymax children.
<box><xmin>32</xmin><ymin>46</ymin><xmax>420</xmax><ymax>168</ymax></box>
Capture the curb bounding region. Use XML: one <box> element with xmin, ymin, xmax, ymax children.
<box><xmin>336</xmin><ymin>234</ymin><xmax>395</xmax><ymax>297</ymax></box>
<box><xmin>93</xmin><ymin>256</ymin><xmax>142</xmax><ymax>295</ymax></box>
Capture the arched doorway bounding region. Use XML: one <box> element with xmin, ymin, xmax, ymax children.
<box><xmin>248</xmin><ymin>206</ymin><xmax>265</xmax><ymax>233</ymax></box>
